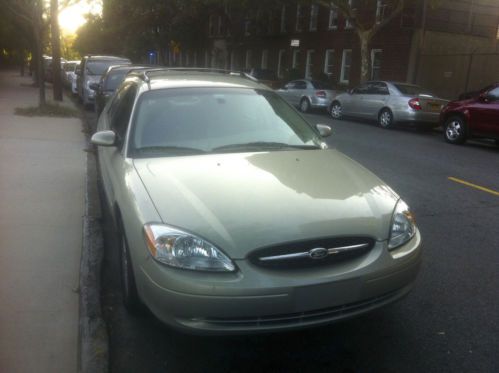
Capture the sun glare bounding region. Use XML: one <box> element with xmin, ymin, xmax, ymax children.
<box><xmin>59</xmin><ymin>1</ymin><xmax>102</xmax><ymax>35</ymax></box>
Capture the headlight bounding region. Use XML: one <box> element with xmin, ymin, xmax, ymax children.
<box><xmin>388</xmin><ymin>199</ymin><xmax>416</xmax><ymax>250</ymax></box>
<box><xmin>144</xmin><ymin>224</ymin><xmax>236</xmax><ymax>272</ymax></box>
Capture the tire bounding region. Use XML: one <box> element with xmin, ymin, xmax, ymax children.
<box><xmin>118</xmin><ymin>223</ymin><xmax>143</xmax><ymax>314</ymax></box>
<box><xmin>330</xmin><ymin>101</ymin><xmax>342</xmax><ymax>119</ymax></box>
<box><xmin>444</xmin><ymin>115</ymin><xmax>467</xmax><ymax>144</ymax></box>
<box><xmin>378</xmin><ymin>108</ymin><xmax>394</xmax><ymax>129</ymax></box>
<box><xmin>299</xmin><ymin>98</ymin><xmax>311</xmax><ymax>113</ymax></box>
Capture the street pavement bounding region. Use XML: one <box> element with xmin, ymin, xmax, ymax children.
<box><xmin>94</xmin><ymin>109</ymin><xmax>499</xmax><ymax>372</ymax></box>
<box><xmin>0</xmin><ymin>70</ymin><xmax>85</xmax><ymax>372</ymax></box>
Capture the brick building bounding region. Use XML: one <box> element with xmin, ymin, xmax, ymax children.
<box><xmin>168</xmin><ymin>1</ymin><xmax>499</xmax><ymax>98</ymax></box>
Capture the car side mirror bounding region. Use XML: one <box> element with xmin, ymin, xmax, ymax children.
<box><xmin>91</xmin><ymin>130</ymin><xmax>116</xmax><ymax>147</ymax></box>
<box><xmin>316</xmin><ymin>124</ymin><xmax>332</xmax><ymax>137</ymax></box>
<box><xmin>89</xmin><ymin>83</ymin><xmax>100</xmax><ymax>91</ymax></box>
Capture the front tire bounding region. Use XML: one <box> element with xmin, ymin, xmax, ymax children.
<box><xmin>330</xmin><ymin>101</ymin><xmax>342</xmax><ymax>119</ymax></box>
<box><xmin>444</xmin><ymin>115</ymin><xmax>467</xmax><ymax>144</ymax></box>
<box><xmin>378</xmin><ymin>108</ymin><xmax>394</xmax><ymax>129</ymax></box>
<box><xmin>299</xmin><ymin>98</ymin><xmax>311</xmax><ymax>113</ymax></box>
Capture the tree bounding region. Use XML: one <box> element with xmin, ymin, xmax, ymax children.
<box><xmin>318</xmin><ymin>0</ymin><xmax>406</xmax><ymax>83</ymax></box>
<box><xmin>51</xmin><ymin>0</ymin><xmax>63</xmax><ymax>101</ymax></box>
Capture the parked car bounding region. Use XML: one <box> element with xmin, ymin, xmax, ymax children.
<box><xmin>329</xmin><ymin>81</ymin><xmax>448</xmax><ymax>129</ymax></box>
<box><xmin>62</xmin><ymin>60</ymin><xmax>80</xmax><ymax>92</ymax></box>
<box><xmin>441</xmin><ymin>83</ymin><xmax>499</xmax><ymax>144</ymax></box>
<box><xmin>277</xmin><ymin>79</ymin><xmax>336</xmax><ymax>113</ymax></box>
<box><xmin>91</xmin><ymin>69</ymin><xmax>421</xmax><ymax>335</ymax></box>
<box><xmin>246</xmin><ymin>68</ymin><xmax>280</xmax><ymax>89</ymax></box>
<box><xmin>91</xmin><ymin>64</ymin><xmax>155</xmax><ymax>115</ymax></box>
<box><xmin>77</xmin><ymin>55</ymin><xmax>131</xmax><ymax>106</ymax></box>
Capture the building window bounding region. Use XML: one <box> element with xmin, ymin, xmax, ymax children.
<box><xmin>376</xmin><ymin>0</ymin><xmax>385</xmax><ymax>24</ymax></box>
<box><xmin>292</xmin><ymin>50</ymin><xmax>301</xmax><ymax>69</ymax></box>
<box><xmin>310</xmin><ymin>5</ymin><xmax>319</xmax><ymax>31</ymax></box>
<box><xmin>277</xmin><ymin>49</ymin><xmax>286</xmax><ymax>78</ymax></box>
<box><xmin>305</xmin><ymin>50</ymin><xmax>315</xmax><ymax>79</ymax></box>
<box><xmin>261</xmin><ymin>50</ymin><xmax>269</xmax><ymax>69</ymax></box>
<box><xmin>296</xmin><ymin>4</ymin><xmax>304</xmax><ymax>32</ymax></box>
<box><xmin>193</xmin><ymin>51</ymin><xmax>198</xmax><ymax>67</ymax></box>
<box><xmin>205</xmin><ymin>50</ymin><xmax>209</xmax><ymax>67</ymax></box>
<box><xmin>328</xmin><ymin>3</ymin><xmax>338</xmax><ymax>29</ymax></box>
<box><xmin>371</xmin><ymin>49</ymin><xmax>382</xmax><ymax>80</ymax></box>
<box><xmin>280</xmin><ymin>5</ymin><xmax>286</xmax><ymax>33</ymax></box>
<box><xmin>324</xmin><ymin>49</ymin><xmax>334</xmax><ymax>76</ymax></box>
<box><xmin>345</xmin><ymin>0</ymin><xmax>353</xmax><ymax>29</ymax></box>
<box><xmin>185</xmin><ymin>51</ymin><xmax>190</xmax><ymax>67</ymax></box>
<box><xmin>245</xmin><ymin>50</ymin><xmax>252</xmax><ymax>69</ymax></box>
<box><xmin>340</xmin><ymin>49</ymin><xmax>352</xmax><ymax>83</ymax></box>
<box><xmin>217</xmin><ymin>15</ymin><xmax>223</xmax><ymax>35</ymax></box>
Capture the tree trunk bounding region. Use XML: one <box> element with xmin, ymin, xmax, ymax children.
<box><xmin>51</xmin><ymin>0</ymin><xmax>63</xmax><ymax>101</ymax></box>
<box><xmin>33</xmin><ymin>2</ymin><xmax>45</xmax><ymax>107</ymax></box>
<box><xmin>358</xmin><ymin>30</ymin><xmax>372</xmax><ymax>83</ymax></box>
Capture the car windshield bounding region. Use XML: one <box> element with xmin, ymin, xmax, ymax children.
<box><xmin>86</xmin><ymin>60</ymin><xmax>130</xmax><ymax>75</ymax></box>
<box><xmin>394</xmin><ymin>84</ymin><xmax>434</xmax><ymax>96</ymax></box>
<box><xmin>130</xmin><ymin>88</ymin><xmax>322</xmax><ymax>157</ymax></box>
<box><xmin>104</xmin><ymin>70</ymin><xmax>129</xmax><ymax>91</ymax></box>
<box><xmin>311</xmin><ymin>81</ymin><xmax>332</xmax><ymax>89</ymax></box>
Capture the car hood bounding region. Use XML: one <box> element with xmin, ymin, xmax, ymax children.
<box><xmin>133</xmin><ymin>150</ymin><xmax>399</xmax><ymax>259</ymax></box>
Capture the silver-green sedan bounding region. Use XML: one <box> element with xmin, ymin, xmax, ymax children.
<box><xmin>92</xmin><ymin>69</ymin><xmax>421</xmax><ymax>335</ymax></box>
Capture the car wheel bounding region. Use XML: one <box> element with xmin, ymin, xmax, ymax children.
<box><xmin>299</xmin><ymin>98</ymin><xmax>311</xmax><ymax>113</ymax></box>
<box><xmin>119</xmin><ymin>226</ymin><xmax>143</xmax><ymax>313</ymax></box>
<box><xmin>330</xmin><ymin>101</ymin><xmax>342</xmax><ymax>119</ymax></box>
<box><xmin>378</xmin><ymin>109</ymin><xmax>394</xmax><ymax>129</ymax></box>
<box><xmin>444</xmin><ymin>116</ymin><xmax>467</xmax><ymax>144</ymax></box>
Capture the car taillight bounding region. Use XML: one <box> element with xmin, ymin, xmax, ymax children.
<box><xmin>408</xmin><ymin>98</ymin><xmax>422</xmax><ymax>111</ymax></box>
<box><xmin>316</xmin><ymin>90</ymin><xmax>327</xmax><ymax>98</ymax></box>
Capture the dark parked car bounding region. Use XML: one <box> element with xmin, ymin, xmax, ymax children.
<box><xmin>92</xmin><ymin>65</ymin><xmax>155</xmax><ymax>115</ymax></box>
<box><xmin>458</xmin><ymin>83</ymin><xmax>498</xmax><ymax>101</ymax></box>
<box><xmin>441</xmin><ymin>83</ymin><xmax>499</xmax><ymax>144</ymax></box>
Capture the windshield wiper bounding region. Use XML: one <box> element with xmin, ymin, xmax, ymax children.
<box><xmin>213</xmin><ymin>142</ymin><xmax>319</xmax><ymax>152</ymax></box>
<box><xmin>135</xmin><ymin>146</ymin><xmax>207</xmax><ymax>155</ymax></box>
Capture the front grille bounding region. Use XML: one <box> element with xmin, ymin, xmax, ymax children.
<box><xmin>200</xmin><ymin>291</ymin><xmax>398</xmax><ymax>328</ymax></box>
<box><xmin>248</xmin><ymin>236</ymin><xmax>375</xmax><ymax>269</ymax></box>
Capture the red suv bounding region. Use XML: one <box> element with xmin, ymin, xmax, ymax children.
<box><xmin>440</xmin><ymin>83</ymin><xmax>499</xmax><ymax>145</ymax></box>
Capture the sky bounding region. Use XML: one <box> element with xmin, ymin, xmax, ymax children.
<box><xmin>58</xmin><ymin>0</ymin><xmax>102</xmax><ymax>35</ymax></box>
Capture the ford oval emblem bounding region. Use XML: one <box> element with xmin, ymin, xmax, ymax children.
<box><xmin>309</xmin><ymin>247</ymin><xmax>328</xmax><ymax>259</ymax></box>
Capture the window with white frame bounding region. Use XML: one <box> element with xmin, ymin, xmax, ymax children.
<box><xmin>280</xmin><ymin>5</ymin><xmax>286</xmax><ymax>33</ymax></box>
<box><xmin>245</xmin><ymin>50</ymin><xmax>253</xmax><ymax>69</ymax></box>
<box><xmin>324</xmin><ymin>49</ymin><xmax>334</xmax><ymax>76</ymax></box>
<box><xmin>292</xmin><ymin>50</ymin><xmax>301</xmax><ymax>69</ymax></box>
<box><xmin>261</xmin><ymin>50</ymin><xmax>269</xmax><ymax>69</ymax></box>
<box><xmin>376</xmin><ymin>0</ymin><xmax>385</xmax><ymax>24</ymax></box>
<box><xmin>305</xmin><ymin>50</ymin><xmax>315</xmax><ymax>79</ymax></box>
<box><xmin>277</xmin><ymin>49</ymin><xmax>286</xmax><ymax>78</ymax></box>
<box><xmin>340</xmin><ymin>49</ymin><xmax>352</xmax><ymax>83</ymax></box>
<box><xmin>371</xmin><ymin>49</ymin><xmax>382</xmax><ymax>80</ymax></box>
<box><xmin>295</xmin><ymin>4</ymin><xmax>304</xmax><ymax>32</ymax></box>
<box><xmin>345</xmin><ymin>0</ymin><xmax>353</xmax><ymax>29</ymax></box>
<box><xmin>310</xmin><ymin>5</ymin><xmax>319</xmax><ymax>31</ymax></box>
<box><xmin>328</xmin><ymin>3</ymin><xmax>338</xmax><ymax>29</ymax></box>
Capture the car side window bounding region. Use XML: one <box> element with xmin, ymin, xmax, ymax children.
<box><xmin>108</xmin><ymin>84</ymin><xmax>138</xmax><ymax>147</ymax></box>
<box><xmin>487</xmin><ymin>87</ymin><xmax>499</xmax><ymax>101</ymax></box>
<box><xmin>369</xmin><ymin>82</ymin><xmax>389</xmax><ymax>95</ymax></box>
<box><xmin>295</xmin><ymin>81</ymin><xmax>307</xmax><ymax>90</ymax></box>
<box><xmin>353</xmin><ymin>84</ymin><xmax>369</xmax><ymax>94</ymax></box>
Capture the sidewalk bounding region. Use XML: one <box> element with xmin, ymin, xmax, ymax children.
<box><xmin>0</xmin><ymin>70</ymin><xmax>85</xmax><ymax>372</ymax></box>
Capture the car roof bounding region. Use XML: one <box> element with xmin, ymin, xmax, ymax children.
<box><xmin>128</xmin><ymin>69</ymin><xmax>270</xmax><ymax>91</ymax></box>
<box><xmin>85</xmin><ymin>55</ymin><xmax>130</xmax><ymax>61</ymax></box>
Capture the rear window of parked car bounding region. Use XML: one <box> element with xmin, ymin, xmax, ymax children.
<box><xmin>311</xmin><ymin>81</ymin><xmax>332</xmax><ymax>90</ymax></box>
<box><xmin>394</xmin><ymin>84</ymin><xmax>433</xmax><ymax>96</ymax></box>
<box><xmin>87</xmin><ymin>60</ymin><xmax>130</xmax><ymax>75</ymax></box>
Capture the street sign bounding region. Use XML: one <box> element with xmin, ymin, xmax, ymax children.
<box><xmin>290</xmin><ymin>39</ymin><xmax>300</xmax><ymax>47</ymax></box>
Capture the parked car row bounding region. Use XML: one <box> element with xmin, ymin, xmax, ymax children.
<box><xmin>276</xmin><ymin>79</ymin><xmax>499</xmax><ymax>146</ymax></box>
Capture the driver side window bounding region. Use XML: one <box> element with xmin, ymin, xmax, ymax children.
<box><xmin>107</xmin><ymin>83</ymin><xmax>138</xmax><ymax>147</ymax></box>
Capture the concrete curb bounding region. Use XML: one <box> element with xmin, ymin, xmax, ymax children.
<box><xmin>76</xmin><ymin>95</ymin><xmax>109</xmax><ymax>373</ymax></box>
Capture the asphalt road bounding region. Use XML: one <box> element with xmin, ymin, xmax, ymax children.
<box><xmin>96</xmin><ymin>110</ymin><xmax>499</xmax><ymax>373</ymax></box>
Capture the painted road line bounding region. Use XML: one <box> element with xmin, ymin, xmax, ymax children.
<box><xmin>448</xmin><ymin>177</ymin><xmax>499</xmax><ymax>197</ymax></box>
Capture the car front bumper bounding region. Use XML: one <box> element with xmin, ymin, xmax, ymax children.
<box><xmin>136</xmin><ymin>230</ymin><xmax>422</xmax><ymax>335</ymax></box>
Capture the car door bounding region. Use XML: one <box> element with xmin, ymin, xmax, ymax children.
<box><xmin>289</xmin><ymin>80</ymin><xmax>307</xmax><ymax>106</ymax></box>
<box><xmin>99</xmin><ymin>83</ymin><xmax>137</xmax><ymax>209</ymax></box>
<box><xmin>344</xmin><ymin>83</ymin><xmax>368</xmax><ymax>117</ymax></box>
<box><xmin>278</xmin><ymin>81</ymin><xmax>296</xmax><ymax>104</ymax></box>
<box><xmin>362</xmin><ymin>82</ymin><xmax>390</xmax><ymax>119</ymax></box>
<box><xmin>472</xmin><ymin>86</ymin><xmax>499</xmax><ymax>137</ymax></box>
